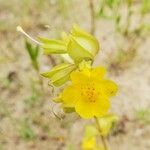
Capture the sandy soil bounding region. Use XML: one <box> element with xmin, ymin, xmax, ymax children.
<box><xmin>0</xmin><ymin>0</ymin><xmax>150</xmax><ymax>150</ymax></box>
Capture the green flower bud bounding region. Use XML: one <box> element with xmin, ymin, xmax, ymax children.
<box><xmin>41</xmin><ymin>63</ymin><xmax>76</xmax><ymax>86</ymax></box>
<box><xmin>68</xmin><ymin>25</ymin><xmax>100</xmax><ymax>63</ymax></box>
<box><xmin>39</xmin><ymin>37</ymin><xmax>67</xmax><ymax>54</ymax></box>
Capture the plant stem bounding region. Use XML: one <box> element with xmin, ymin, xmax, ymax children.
<box><xmin>124</xmin><ymin>1</ymin><xmax>132</xmax><ymax>36</ymax></box>
<box><xmin>89</xmin><ymin>0</ymin><xmax>95</xmax><ymax>35</ymax></box>
<box><xmin>94</xmin><ymin>117</ymin><xmax>108</xmax><ymax>150</ymax></box>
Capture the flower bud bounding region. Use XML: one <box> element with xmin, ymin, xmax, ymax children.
<box><xmin>39</xmin><ymin>37</ymin><xmax>67</xmax><ymax>54</ymax></box>
<box><xmin>67</xmin><ymin>25</ymin><xmax>100</xmax><ymax>63</ymax></box>
<box><xmin>41</xmin><ymin>63</ymin><xmax>76</xmax><ymax>86</ymax></box>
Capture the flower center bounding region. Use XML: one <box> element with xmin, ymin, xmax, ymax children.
<box><xmin>81</xmin><ymin>83</ymin><xmax>98</xmax><ymax>103</ymax></box>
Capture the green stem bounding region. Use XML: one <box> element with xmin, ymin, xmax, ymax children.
<box><xmin>94</xmin><ymin>117</ymin><xmax>108</xmax><ymax>150</ymax></box>
<box><xmin>89</xmin><ymin>0</ymin><xmax>95</xmax><ymax>35</ymax></box>
<box><xmin>124</xmin><ymin>1</ymin><xmax>132</xmax><ymax>36</ymax></box>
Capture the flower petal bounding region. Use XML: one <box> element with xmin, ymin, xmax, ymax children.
<box><xmin>75</xmin><ymin>99</ymin><xmax>95</xmax><ymax>119</ymax></box>
<box><xmin>75</xmin><ymin>97</ymin><xmax>110</xmax><ymax>119</ymax></box>
<box><xmin>101</xmin><ymin>80</ymin><xmax>118</xmax><ymax>97</ymax></box>
<box><xmin>93</xmin><ymin>97</ymin><xmax>110</xmax><ymax>117</ymax></box>
<box><xmin>70</xmin><ymin>70</ymin><xmax>90</xmax><ymax>84</ymax></box>
<box><xmin>91</xmin><ymin>66</ymin><xmax>106</xmax><ymax>79</ymax></box>
<box><xmin>61</xmin><ymin>85</ymin><xmax>79</xmax><ymax>107</ymax></box>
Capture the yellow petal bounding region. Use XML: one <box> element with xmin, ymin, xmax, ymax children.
<box><xmin>91</xmin><ymin>66</ymin><xmax>106</xmax><ymax>79</ymax></box>
<box><xmin>75</xmin><ymin>96</ymin><xmax>109</xmax><ymax>119</ymax></box>
<box><xmin>61</xmin><ymin>85</ymin><xmax>79</xmax><ymax>107</ymax></box>
<box><xmin>70</xmin><ymin>70</ymin><xmax>90</xmax><ymax>84</ymax></box>
<box><xmin>101</xmin><ymin>80</ymin><xmax>118</xmax><ymax>97</ymax></box>
<box><xmin>82</xmin><ymin>137</ymin><xmax>96</xmax><ymax>150</ymax></box>
<box><xmin>93</xmin><ymin>97</ymin><xmax>110</xmax><ymax>117</ymax></box>
<box><xmin>75</xmin><ymin>99</ymin><xmax>95</xmax><ymax>119</ymax></box>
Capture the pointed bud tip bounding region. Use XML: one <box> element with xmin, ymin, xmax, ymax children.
<box><xmin>16</xmin><ymin>26</ymin><xmax>23</xmax><ymax>32</ymax></box>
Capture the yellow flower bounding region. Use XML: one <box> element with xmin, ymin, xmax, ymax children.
<box><xmin>82</xmin><ymin>137</ymin><xmax>96</xmax><ymax>150</ymax></box>
<box><xmin>61</xmin><ymin>66</ymin><xmax>118</xmax><ymax>119</ymax></box>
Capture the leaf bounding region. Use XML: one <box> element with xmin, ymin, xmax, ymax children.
<box><xmin>25</xmin><ymin>40</ymin><xmax>39</xmax><ymax>70</ymax></box>
<box><xmin>141</xmin><ymin>0</ymin><xmax>150</xmax><ymax>15</ymax></box>
<box><xmin>34</xmin><ymin>45</ymin><xmax>39</xmax><ymax>58</ymax></box>
<box><xmin>25</xmin><ymin>40</ymin><xmax>35</xmax><ymax>60</ymax></box>
<box><xmin>107</xmin><ymin>0</ymin><xmax>114</xmax><ymax>8</ymax></box>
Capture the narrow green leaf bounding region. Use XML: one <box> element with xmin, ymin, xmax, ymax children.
<box><xmin>34</xmin><ymin>45</ymin><xmax>39</xmax><ymax>58</ymax></box>
<box><xmin>25</xmin><ymin>40</ymin><xmax>35</xmax><ymax>60</ymax></box>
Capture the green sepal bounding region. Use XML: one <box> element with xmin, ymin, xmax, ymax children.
<box><xmin>79</xmin><ymin>60</ymin><xmax>92</xmax><ymax>70</ymax></box>
<box><xmin>63</xmin><ymin>107</ymin><xmax>75</xmax><ymax>113</ymax></box>
<box><xmin>53</xmin><ymin>95</ymin><xmax>62</xmax><ymax>103</ymax></box>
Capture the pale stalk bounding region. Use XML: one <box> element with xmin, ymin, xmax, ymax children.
<box><xmin>94</xmin><ymin>117</ymin><xmax>108</xmax><ymax>150</ymax></box>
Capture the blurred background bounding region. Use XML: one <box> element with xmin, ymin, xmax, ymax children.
<box><xmin>0</xmin><ymin>0</ymin><xmax>150</xmax><ymax>149</ymax></box>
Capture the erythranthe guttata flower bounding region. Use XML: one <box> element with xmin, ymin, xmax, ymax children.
<box><xmin>60</xmin><ymin>66</ymin><xmax>118</xmax><ymax>119</ymax></box>
<box><xmin>17</xmin><ymin>23</ymin><xmax>119</xmax><ymax>150</ymax></box>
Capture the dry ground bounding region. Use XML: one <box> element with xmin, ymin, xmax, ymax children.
<box><xmin>0</xmin><ymin>0</ymin><xmax>150</xmax><ymax>150</ymax></box>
